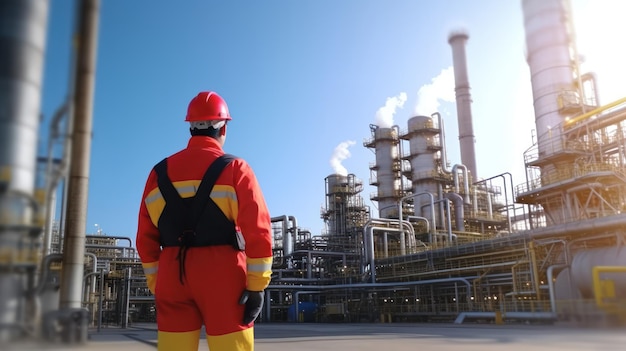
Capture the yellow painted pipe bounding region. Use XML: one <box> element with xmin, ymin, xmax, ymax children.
<box><xmin>564</xmin><ymin>96</ymin><xmax>626</xmax><ymax>128</ymax></box>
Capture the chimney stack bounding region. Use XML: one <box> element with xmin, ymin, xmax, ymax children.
<box><xmin>448</xmin><ymin>31</ymin><xmax>478</xmax><ymax>180</ymax></box>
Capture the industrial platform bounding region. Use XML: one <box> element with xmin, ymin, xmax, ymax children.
<box><xmin>5</xmin><ymin>322</ymin><xmax>626</xmax><ymax>350</ymax></box>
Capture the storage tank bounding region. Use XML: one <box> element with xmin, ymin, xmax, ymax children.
<box><xmin>569</xmin><ymin>246</ymin><xmax>626</xmax><ymax>298</ymax></box>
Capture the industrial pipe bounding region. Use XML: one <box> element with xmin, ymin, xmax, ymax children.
<box><xmin>399</xmin><ymin>192</ymin><xmax>436</xmax><ymax>245</ymax></box>
<box><xmin>84</xmin><ymin>244</ymin><xmax>136</xmax><ymax>258</ymax></box>
<box><xmin>85</xmin><ymin>235</ymin><xmax>133</xmax><ymax>248</ymax></box>
<box><xmin>434</xmin><ymin>112</ymin><xmax>451</xmax><ymax>175</ymax></box>
<box><xmin>547</xmin><ymin>264</ymin><xmax>569</xmax><ymax>314</ymax></box>
<box><xmin>288</xmin><ymin>215</ymin><xmax>298</xmax><ymax>252</ymax></box>
<box><xmin>271</xmin><ymin>215</ymin><xmax>291</xmax><ymax>257</ymax></box>
<box><xmin>0</xmin><ymin>0</ymin><xmax>49</xmax><ymax>341</ymax></box>
<box><xmin>443</xmin><ymin>192</ymin><xmax>465</xmax><ymax>232</ymax></box>
<box><xmin>268</xmin><ymin>276</ymin><xmax>474</xmax><ymax>309</ymax></box>
<box><xmin>59</xmin><ymin>0</ymin><xmax>100</xmax><ymax>314</ymax></box>
<box><xmin>364</xmin><ymin>221</ymin><xmax>416</xmax><ymax>283</ymax></box>
<box><xmin>432</xmin><ymin>199</ymin><xmax>453</xmax><ymax>244</ymax></box>
<box><xmin>452</xmin><ymin>164</ymin><xmax>471</xmax><ymax>204</ymax></box>
<box><xmin>42</xmin><ymin>102</ymin><xmax>69</xmax><ymax>256</ymax></box>
<box><xmin>474</xmin><ymin>172</ymin><xmax>516</xmax><ymax>233</ymax></box>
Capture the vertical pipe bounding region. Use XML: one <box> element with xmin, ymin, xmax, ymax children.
<box><xmin>448</xmin><ymin>31</ymin><xmax>478</xmax><ymax>179</ymax></box>
<box><xmin>59</xmin><ymin>0</ymin><xmax>99</xmax><ymax>311</ymax></box>
<box><xmin>0</xmin><ymin>0</ymin><xmax>49</xmax><ymax>341</ymax></box>
<box><xmin>122</xmin><ymin>267</ymin><xmax>131</xmax><ymax>328</ymax></box>
<box><xmin>264</xmin><ymin>290</ymin><xmax>271</xmax><ymax>323</ymax></box>
<box><xmin>97</xmin><ymin>269</ymin><xmax>103</xmax><ymax>332</ymax></box>
<box><xmin>383</xmin><ymin>232</ymin><xmax>388</xmax><ymax>258</ymax></box>
<box><xmin>547</xmin><ymin>264</ymin><xmax>568</xmax><ymax>314</ymax></box>
<box><xmin>529</xmin><ymin>242</ymin><xmax>542</xmax><ymax>300</ymax></box>
<box><xmin>307</xmin><ymin>252</ymin><xmax>312</xmax><ymax>279</ymax></box>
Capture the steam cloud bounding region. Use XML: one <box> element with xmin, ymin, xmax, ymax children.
<box><xmin>375</xmin><ymin>92</ymin><xmax>407</xmax><ymax>128</ymax></box>
<box><xmin>330</xmin><ymin>140</ymin><xmax>356</xmax><ymax>176</ymax></box>
<box><xmin>414</xmin><ymin>66</ymin><xmax>455</xmax><ymax>116</ymax></box>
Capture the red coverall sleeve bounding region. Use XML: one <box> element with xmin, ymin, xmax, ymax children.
<box><xmin>136</xmin><ymin>169</ymin><xmax>161</xmax><ymax>294</ymax></box>
<box><xmin>232</xmin><ymin>160</ymin><xmax>273</xmax><ymax>292</ymax></box>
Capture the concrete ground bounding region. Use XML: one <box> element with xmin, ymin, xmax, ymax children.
<box><xmin>4</xmin><ymin>322</ymin><xmax>626</xmax><ymax>350</ymax></box>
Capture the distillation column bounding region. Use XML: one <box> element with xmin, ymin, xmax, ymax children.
<box><xmin>364</xmin><ymin>126</ymin><xmax>402</xmax><ymax>219</ymax></box>
<box><xmin>521</xmin><ymin>0</ymin><xmax>581</xmax><ymax>225</ymax></box>
<box><xmin>324</xmin><ymin>174</ymin><xmax>349</xmax><ymax>236</ymax></box>
<box><xmin>404</xmin><ymin>116</ymin><xmax>441</xmax><ymax>218</ymax></box>
<box><xmin>523</xmin><ymin>0</ymin><xmax>578</xmax><ymax>156</ymax></box>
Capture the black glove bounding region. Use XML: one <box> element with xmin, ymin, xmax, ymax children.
<box><xmin>238</xmin><ymin>290</ymin><xmax>264</xmax><ymax>324</ymax></box>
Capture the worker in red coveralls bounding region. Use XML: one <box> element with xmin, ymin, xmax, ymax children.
<box><xmin>136</xmin><ymin>91</ymin><xmax>273</xmax><ymax>351</ymax></box>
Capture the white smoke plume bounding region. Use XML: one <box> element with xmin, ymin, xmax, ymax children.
<box><xmin>414</xmin><ymin>66</ymin><xmax>456</xmax><ymax>116</ymax></box>
<box><xmin>330</xmin><ymin>140</ymin><xmax>356</xmax><ymax>176</ymax></box>
<box><xmin>375</xmin><ymin>92</ymin><xmax>407</xmax><ymax>128</ymax></box>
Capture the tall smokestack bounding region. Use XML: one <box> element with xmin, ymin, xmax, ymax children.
<box><xmin>448</xmin><ymin>31</ymin><xmax>478</xmax><ymax>180</ymax></box>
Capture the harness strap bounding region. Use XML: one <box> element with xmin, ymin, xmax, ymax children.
<box><xmin>153</xmin><ymin>154</ymin><xmax>236</xmax><ymax>285</ymax></box>
<box><xmin>190</xmin><ymin>154</ymin><xmax>237</xmax><ymax>226</ymax></box>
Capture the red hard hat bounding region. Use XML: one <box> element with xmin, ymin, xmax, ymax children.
<box><xmin>185</xmin><ymin>91</ymin><xmax>232</xmax><ymax>122</ymax></box>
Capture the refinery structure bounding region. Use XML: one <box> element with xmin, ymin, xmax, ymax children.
<box><xmin>1</xmin><ymin>0</ymin><xmax>626</xmax><ymax>344</ymax></box>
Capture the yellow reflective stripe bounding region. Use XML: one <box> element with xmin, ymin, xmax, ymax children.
<box><xmin>176</xmin><ymin>185</ymin><xmax>197</xmax><ymax>197</ymax></box>
<box><xmin>210</xmin><ymin>190</ymin><xmax>237</xmax><ymax>200</ymax></box>
<box><xmin>211</xmin><ymin>185</ymin><xmax>238</xmax><ymax>221</ymax></box>
<box><xmin>143</xmin><ymin>266</ymin><xmax>158</xmax><ymax>275</ymax></box>
<box><xmin>146</xmin><ymin>183</ymin><xmax>236</xmax><ymax>203</ymax></box>
<box><xmin>246</xmin><ymin>257</ymin><xmax>272</xmax><ymax>291</ymax></box>
<box><xmin>247</xmin><ymin>257</ymin><xmax>272</xmax><ymax>269</ymax></box>
<box><xmin>145</xmin><ymin>188</ymin><xmax>163</xmax><ymax>205</ymax></box>
<box><xmin>145</xmin><ymin>183</ymin><xmax>238</xmax><ymax>225</ymax></box>
<box><xmin>142</xmin><ymin>261</ymin><xmax>158</xmax><ymax>274</ymax></box>
<box><xmin>247</xmin><ymin>261</ymin><xmax>272</xmax><ymax>273</ymax></box>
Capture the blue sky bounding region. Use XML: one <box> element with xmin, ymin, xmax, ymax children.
<box><xmin>40</xmin><ymin>0</ymin><xmax>625</xmax><ymax>238</ymax></box>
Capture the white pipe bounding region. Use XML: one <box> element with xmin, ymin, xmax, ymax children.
<box><xmin>270</xmin><ymin>277</ymin><xmax>474</xmax><ymax>307</ymax></box>
<box><xmin>382</xmin><ymin>233</ymin><xmax>389</xmax><ymax>258</ymax></box>
<box><xmin>43</xmin><ymin>101</ymin><xmax>69</xmax><ymax>256</ymax></box>
<box><xmin>547</xmin><ymin>264</ymin><xmax>569</xmax><ymax>314</ymax></box>
<box><xmin>473</xmin><ymin>189</ymin><xmax>478</xmax><ymax>217</ymax></box>
<box><xmin>85</xmin><ymin>235</ymin><xmax>133</xmax><ymax>247</ymax></box>
<box><xmin>294</xmin><ymin>291</ymin><xmax>320</xmax><ymax>322</ymax></box>
<box><xmin>433</xmin><ymin>112</ymin><xmax>451</xmax><ymax>174</ymax></box>
<box><xmin>288</xmin><ymin>215</ymin><xmax>298</xmax><ymax>252</ymax></box>
<box><xmin>406</xmin><ymin>216</ymin><xmax>426</xmax><ymax>247</ymax></box>
<box><xmin>487</xmin><ymin>191</ymin><xmax>493</xmax><ymax>219</ymax></box>
<box><xmin>399</xmin><ymin>192</ymin><xmax>435</xmax><ymax>237</ymax></box>
<box><xmin>434</xmin><ymin>199</ymin><xmax>454</xmax><ymax>243</ymax></box>
<box><xmin>444</xmin><ymin>192</ymin><xmax>465</xmax><ymax>232</ymax></box>
<box><xmin>271</xmin><ymin>215</ymin><xmax>291</xmax><ymax>256</ymax></box>
<box><xmin>452</xmin><ymin>164</ymin><xmax>471</xmax><ymax>204</ymax></box>
<box><xmin>363</xmin><ymin>220</ymin><xmax>416</xmax><ymax>283</ymax></box>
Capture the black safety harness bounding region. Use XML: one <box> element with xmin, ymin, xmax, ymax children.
<box><xmin>154</xmin><ymin>154</ymin><xmax>245</xmax><ymax>284</ymax></box>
